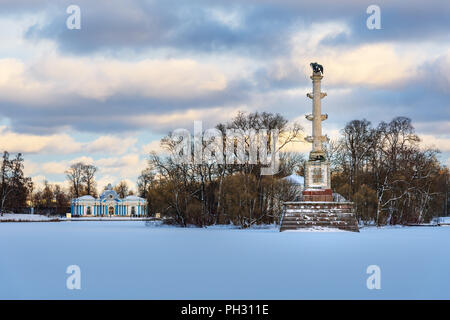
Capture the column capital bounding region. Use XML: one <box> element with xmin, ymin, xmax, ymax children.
<box><xmin>310</xmin><ymin>73</ymin><xmax>323</xmax><ymax>80</ymax></box>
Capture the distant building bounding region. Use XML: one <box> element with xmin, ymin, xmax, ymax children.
<box><xmin>71</xmin><ymin>183</ymin><xmax>147</xmax><ymax>217</ymax></box>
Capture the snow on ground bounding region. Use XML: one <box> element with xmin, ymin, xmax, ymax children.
<box><xmin>0</xmin><ymin>214</ymin><xmax>56</xmax><ymax>221</ymax></box>
<box><xmin>0</xmin><ymin>221</ymin><xmax>449</xmax><ymax>299</ymax></box>
<box><xmin>0</xmin><ymin>214</ymin><xmax>160</xmax><ymax>222</ymax></box>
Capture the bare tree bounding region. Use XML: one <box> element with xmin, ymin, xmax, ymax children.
<box><xmin>82</xmin><ymin>164</ymin><xmax>97</xmax><ymax>196</ymax></box>
<box><xmin>0</xmin><ymin>152</ymin><xmax>30</xmax><ymax>215</ymax></box>
<box><xmin>114</xmin><ymin>181</ymin><xmax>129</xmax><ymax>198</ymax></box>
<box><xmin>137</xmin><ymin>168</ymin><xmax>154</xmax><ymax>198</ymax></box>
<box><xmin>145</xmin><ymin>111</ymin><xmax>304</xmax><ymax>227</ymax></box>
<box><xmin>332</xmin><ymin>116</ymin><xmax>446</xmax><ymax>225</ymax></box>
<box><xmin>0</xmin><ymin>151</ymin><xmax>12</xmax><ymax>215</ymax></box>
<box><xmin>66</xmin><ymin>162</ymin><xmax>84</xmax><ymax>198</ymax></box>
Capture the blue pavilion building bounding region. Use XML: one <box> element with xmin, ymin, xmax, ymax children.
<box><xmin>71</xmin><ymin>184</ymin><xmax>147</xmax><ymax>217</ymax></box>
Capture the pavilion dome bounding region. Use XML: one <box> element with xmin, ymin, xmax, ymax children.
<box><xmin>100</xmin><ymin>183</ymin><xmax>119</xmax><ymax>200</ymax></box>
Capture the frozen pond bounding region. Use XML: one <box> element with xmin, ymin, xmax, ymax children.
<box><xmin>1</xmin><ymin>221</ymin><xmax>449</xmax><ymax>299</ymax></box>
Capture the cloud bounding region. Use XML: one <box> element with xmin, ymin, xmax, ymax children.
<box><xmin>16</xmin><ymin>0</ymin><xmax>450</xmax><ymax>55</ymax></box>
<box><xmin>0</xmin><ymin>10</ymin><xmax>447</xmax><ymax>137</ymax></box>
<box><xmin>0</xmin><ymin>53</ymin><xmax>246</xmax><ymax>134</ymax></box>
<box><xmin>416</xmin><ymin>50</ymin><xmax>450</xmax><ymax>94</ymax></box>
<box><xmin>0</xmin><ymin>127</ymin><xmax>81</xmax><ymax>154</ymax></box>
<box><xmin>0</xmin><ymin>56</ymin><xmax>227</xmax><ymax>103</ymax></box>
<box><xmin>127</xmin><ymin>106</ymin><xmax>245</xmax><ymax>133</ymax></box>
<box><xmin>25</xmin><ymin>156</ymin><xmax>95</xmax><ymax>177</ymax></box>
<box><xmin>415</xmin><ymin>121</ymin><xmax>450</xmax><ymax>136</ymax></box>
<box><xmin>96</xmin><ymin>154</ymin><xmax>146</xmax><ymax>179</ymax></box>
<box><xmin>420</xmin><ymin>134</ymin><xmax>450</xmax><ymax>152</ymax></box>
<box><xmin>279</xmin><ymin>22</ymin><xmax>426</xmax><ymax>88</ymax></box>
<box><xmin>85</xmin><ymin>136</ymin><xmax>137</xmax><ymax>155</ymax></box>
<box><xmin>141</xmin><ymin>140</ymin><xmax>165</xmax><ymax>155</ymax></box>
<box><xmin>0</xmin><ymin>0</ymin><xmax>449</xmax><ymax>187</ymax></box>
<box><xmin>0</xmin><ymin>126</ymin><xmax>137</xmax><ymax>155</ymax></box>
<box><xmin>23</xmin><ymin>0</ymin><xmax>297</xmax><ymax>55</ymax></box>
<box><xmin>311</xmin><ymin>44</ymin><xmax>420</xmax><ymax>87</ymax></box>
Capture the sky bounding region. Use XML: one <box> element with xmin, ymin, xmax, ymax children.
<box><xmin>0</xmin><ymin>0</ymin><xmax>449</xmax><ymax>192</ymax></box>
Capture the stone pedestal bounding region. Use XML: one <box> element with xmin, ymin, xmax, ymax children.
<box><xmin>303</xmin><ymin>159</ymin><xmax>332</xmax><ymax>201</ymax></box>
<box><xmin>304</xmin><ymin>160</ymin><xmax>330</xmax><ymax>188</ymax></box>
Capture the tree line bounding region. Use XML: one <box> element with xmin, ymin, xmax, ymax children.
<box><xmin>0</xmin><ymin>152</ymin><xmax>32</xmax><ymax>215</ymax></box>
<box><xmin>137</xmin><ymin>112</ymin><xmax>449</xmax><ymax>227</ymax></box>
<box><xmin>138</xmin><ymin>111</ymin><xmax>309</xmax><ymax>227</ymax></box>
<box><xmin>0</xmin><ymin>113</ymin><xmax>448</xmax><ymax>223</ymax></box>
<box><xmin>328</xmin><ymin>117</ymin><xmax>448</xmax><ymax>225</ymax></box>
<box><xmin>0</xmin><ymin>154</ymin><xmax>137</xmax><ymax>215</ymax></box>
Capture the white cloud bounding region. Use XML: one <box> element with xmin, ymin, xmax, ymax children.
<box><xmin>23</xmin><ymin>159</ymin><xmax>38</xmax><ymax>176</ymax></box>
<box><xmin>30</xmin><ymin>174</ymin><xmax>69</xmax><ymax>191</ymax></box>
<box><xmin>207</xmin><ymin>7</ymin><xmax>243</xmax><ymax>30</ymax></box>
<box><xmin>86</xmin><ymin>136</ymin><xmax>137</xmax><ymax>155</ymax></box>
<box><xmin>0</xmin><ymin>55</ymin><xmax>228</xmax><ymax>104</ymax></box>
<box><xmin>420</xmin><ymin>134</ymin><xmax>450</xmax><ymax>152</ymax></box>
<box><xmin>127</xmin><ymin>106</ymin><xmax>245</xmax><ymax>131</ymax></box>
<box><xmin>0</xmin><ymin>126</ymin><xmax>82</xmax><ymax>154</ymax></box>
<box><xmin>141</xmin><ymin>140</ymin><xmax>165</xmax><ymax>155</ymax></box>
<box><xmin>273</xmin><ymin>22</ymin><xmax>432</xmax><ymax>88</ymax></box>
<box><xmin>0</xmin><ymin>126</ymin><xmax>137</xmax><ymax>155</ymax></box>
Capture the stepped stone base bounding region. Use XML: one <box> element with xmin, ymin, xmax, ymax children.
<box><xmin>280</xmin><ymin>201</ymin><xmax>359</xmax><ymax>232</ymax></box>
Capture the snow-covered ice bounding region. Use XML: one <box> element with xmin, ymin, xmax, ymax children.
<box><xmin>0</xmin><ymin>221</ymin><xmax>449</xmax><ymax>299</ymax></box>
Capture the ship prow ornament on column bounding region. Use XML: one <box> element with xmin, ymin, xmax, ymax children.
<box><xmin>280</xmin><ymin>63</ymin><xmax>359</xmax><ymax>232</ymax></box>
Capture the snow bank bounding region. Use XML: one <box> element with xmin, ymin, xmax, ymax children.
<box><xmin>0</xmin><ymin>213</ymin><xmax>58</xmax><ymax>222</ymax></box>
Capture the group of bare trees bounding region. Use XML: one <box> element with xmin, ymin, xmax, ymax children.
<box><xmin>65</xmin><ymin>162</ymin><xmax>98</xmax><ymax>198</ymax></box>
<box><xmin>138</xmin><ymin>111</ymin><xmax>303</xmax><ymax>227</ymax></box>
<box><xmin>139</xmin><ymin>114</ymin><xmax>448</xmax><ymax>227</ymax></box>
<box><xmin>0</xmin><ymin>151</ymin><xmax>75</xmax><ymax>216</ymax></box>
<box><xmin>1</xmin><ymin>114</ymin><xmax>446</xmax><ymax>225</ymax></box>
<box><xmin>113</xmin><ymin>180</ymin><xmax>135</xmax><ymax>197</ymax></box>
<box><xmin>329</xmin><ymin>117</ymin><xmax>448</xmax><ymax>225</ymax></box>
<box><xmin>0</xmin><ymin>151</ymin><xmax>32</xmax><ymax>215</ymax></box>
<box><xmin>32</xmin><ymin>180</ymin><xmax>71</xmax><ymax>215</ymax></box>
